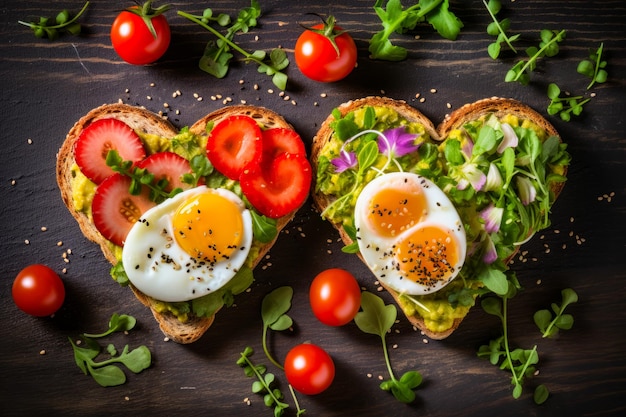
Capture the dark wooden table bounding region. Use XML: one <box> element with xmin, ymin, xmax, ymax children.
<box><xmin>1</xmin><ymin>1</ymin><xmax>625</xmax><ymax>416</ymax></box>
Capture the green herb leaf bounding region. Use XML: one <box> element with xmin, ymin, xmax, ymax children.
<box><xmin>251</xmin><ymin>211</ymin><xmax>278</xmax><ymax>243</ymax></box>
<box><xmin>506</xmin><ymin>29</ymin><xmax>565</xmax><ymax>85</ymax></box>
<box><xmin>369</xmin><ymin>0</ymin><xmax>463</xmax><ymax>61</ymax></box>
<box><xmin>261</xmin><ymin>286</ymin><xmax>293</xmax><ymax>329</ymax></box>
<box><xmin>534</xmin><ymin>288</ymin><xmax>578</xmax><ymax>337</ymax></box>
<box><xmin>577</xmin><ymin>42</ymin><xmax>608</xmax><ymax>89</ymax></box>
<box><xmin>354</xmin><ymin>291</ymin><xmax>396</xmax><ymax>337</ymax></box>
<box><xmin>83</xmin><ymin>313</ymin><xmax>136</xmax><ymax>338</ymax></box>
<box><xmin>534</xmin><ymin>384</ymin><xmax>550</xmax><ymax>404</ymax></box>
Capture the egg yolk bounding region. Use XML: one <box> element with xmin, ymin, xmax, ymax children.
<box><xmin>172</xmin><ymin>192</ymin><xmax>244</xmax><ymax>265</ymax></box>
<box><xmin>367</xmin><ymin>187</ymin><xmax>427</xmax><ymax>238</ymax></box>
<box><xmin>394</xmin><ymin>225</ymin><xmax>460</xmax><ymax>289</ymax></box>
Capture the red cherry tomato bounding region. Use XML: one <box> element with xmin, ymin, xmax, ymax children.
<box><xmin>310</xmin><ymin>268</ymin><xmax>361</xmax><ymax>326</ymax></box>
<box><xmin>294</xmin><ymin>16</ymin><xmax>357</xmax><ymax>82</ymax></box>
<box><xmin>284</xmin><ymin>343</ymin><xmax>335</xmax><ymax>395</ymax></box>
<box><xmin>110</xmin><ymin>3</ymin><xmax>171</xmax><ymax>65</ymax></box>
<box><xmin>12</xmin><ymin>264</ymin><xmax>65</xmax><ymax>317</ymax></box>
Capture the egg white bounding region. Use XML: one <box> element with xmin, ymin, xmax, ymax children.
<box><xmin>122</xmin><ymin>186</ymin><xmax>253</xmax><ymax>302</ymax></box>
<box><xmin>354</xmin><ymin>172</ymin><xmax>466</xmax><ymax>295</ymax></box>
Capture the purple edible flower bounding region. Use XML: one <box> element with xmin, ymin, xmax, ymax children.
<box><xmin>378</xmin><ymin>127</ymin><xmax>420</xmax><ymax>158</ymax></box>
<box><xmin>516</xmin><ymin>176</ymin><xmax>537</xmax><ymax>205</ymax></box>
<box><xmin>483</xmin><ymin>235</ymin><xmax>498</xmax><ymax>264</ymax></box>
<box><xmin>480</xmin><ymin>204</ymin><xmax>504</xmax><ymax>234</ymax></box>
<box><xmin>331</xmin><ymin>150</ymin><xmax>357</xmax><ymax>173</ymax></box>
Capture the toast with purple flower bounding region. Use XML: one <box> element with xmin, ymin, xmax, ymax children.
<box><xmin>311</xmin><ymin>96</ymin><xmax>569</xmax><ymax>339</ymax></box>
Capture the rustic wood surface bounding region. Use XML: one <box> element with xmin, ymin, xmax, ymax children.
<box><xmin>1</xmin><ymin>1</ymin><xmax>625</xmax><ymax>416</ymax></box>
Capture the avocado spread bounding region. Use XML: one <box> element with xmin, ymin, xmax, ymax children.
<box><xmin>315</xmin><ymin>105</ymin><xmax>570</xmax><ymax>334</ymax></box>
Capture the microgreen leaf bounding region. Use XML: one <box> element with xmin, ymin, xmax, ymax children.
<box><xmin>69</xmin><ymin>314</ymin><xmax>152</xmax><ymax>387</ymax></box>
<box><xmin>355</xmin><ymin>292</ymin><xmax>422</xmax><ymax>403</ymax></box>
<box><xmin>178</xmin><ymin>2</ymin><xmax>289</xmax><ymax>90</ymax></box>
<box><xmin>18</xmin><ymin>1</ymin><xmax>90</xmax><ymax>40</ymax></box>
<box><xmin>106</xmin><ymin>150</ymin><xmax>182</xmax><ymax>203</ymax></box>
<box><xmin>237</xmin><ymin>348</ymin><xmax>290</xmax><ymax>415</ymax></box>
<box><xmin>506</xmin><ymin>29</ymin><xmax>566</xmax><ymax>85</ymax></box>
<box><xmin>534</xmin><ymin>384</ymin><xmax>550</xmax><ymax>404</ymax></box>
<box><xmin>534</xmin><ymin>288</ymin><xmax>578</xmax><ymax>337</ymax></box>
<box><xmin>545</xmin><ymin>83</ymin><xmax>591</xmax><ymax>122</ymax></box>
<box><xmin>369</xmin><ymin>0</ymin><xmax>463</xmax><ymax>61</ymax></box>
<box><xmin>577</xmin><ymin>42</ymin><xmax>608</xmax><ymax>89</ymax></box>
<box><xmin>250</xmin><ymin>211</ymin><xmax>278</xmax><ymax>244</ymax></box>
<box><xmin>483</xmin><ymin>0</ymin><xmax>519</xmax><ymax>59</ymax></box>
<box><xmin>83</xmin><ymin>313</ymin><xmax>137</xmax><ymax>338</ymax></box>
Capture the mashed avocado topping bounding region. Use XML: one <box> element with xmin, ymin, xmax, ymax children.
<box><xmin>316</xmin><ymin>105</ymin><xmax>571</xmax><ymax>334</ymax></box>
<box><xmin>71</xmin><ymin>126</ymin><xmax>269</xmax><ymax>323</ymax></box>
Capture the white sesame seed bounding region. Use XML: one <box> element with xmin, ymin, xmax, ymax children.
<box><xmin>268</xmin><ymin>89</ymin><xmax>274</xmax><ymax>94</ymax></box>
<box><xmin>39</xmin><ymin>349</ymin><xmax>46</xmax><ymax>355</ymax></box>
<box><xmin>146</xmin><ymin>95</ymin><xmax>152</xmax><ymax>100</ymax></box>
<box><xmin>11</xmin><ymin>179</ymin><xmax>16</xmax><ymax>186</ymax></box>
<box><xmin>150</xmin><ymin>82</ymin><xmax>155</xmax><ymax>87</ymax></box>
<box><xmin>25</xmin><ymin>239</ymin><xmax>30</xmax><ymax>245</ymax></box>
<box><xmin>320</xmin><ymin>93</ymin><xmax>327</xmax><ymax>98</ymax></box>
<box><xmin>430</xmin><ymin>88</ymin><xmax>437</xmax><ymax>93</ymax></box>
<box><xmin>41</xmin><ymin>226</ymin><xmax>47</xmax><ymax>232</ymax></box>
<box><xmin>27</xmin><ymin>138</ymin><xmax>33</xmax><ymax>145</ymax></box>
<box><xmin>57</xmin><ymin>241</ymin><xmax>63</xmax><ymax>247</ymax></box>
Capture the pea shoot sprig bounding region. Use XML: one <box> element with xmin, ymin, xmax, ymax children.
<box><xmin>105</xmin><ymin>149</ymin><xmax>211</xmax><ymax>204</ymax></box>
<box><xmin>369</xmin><ymin>0</ymin><xmax>464</xmax><ymax>61</ymax></box>
<box><xmin>546</xmin><ymin>83</ymin><xmax>591</xmax><ymax>122</ymax></box>
<box><xmin>478</xmin><ymin>277</ymin><xmax>578</xmax><ymax>404</ymax></box>
<box><xmin>18</xmin><ymin>1</ymin><xmax>90</xmax><ymax>40</ymax></box>
<box><xmin>354</xmin><ymin>291</ymin><xmax>423</xmax><ymax>404</ymax></box>
<box><xmin>178</xmin><ymin>2</ymin><xmax>289</xmax><ymax>90</ymax></box>
<box><xmin>577</xmin><ymin>42</ymin><xmax>608</xmax><ymax>90</ymax></box>
<box><xmin>505</xmin><ymin>29</ymin><xmax>566</xmax><ymax>85</ymax></box>
<box><xmin>69</xmin><ymin>313</ymin><xmax>152</xmax><ymax>387</ymax></box>
<box><xmin>534</xmin><ymin>288</ymin><xmax>578</xmax><ymax>338</ymax></box>
<box><xmin>483</xmin><ymin>0</ymin><xmax>520</xmax><ymax>59</ymax></box>
<box><xmin>237</xmin><ymin>287</ymin><xmax>305</xmax><ymax>417</ymax></box>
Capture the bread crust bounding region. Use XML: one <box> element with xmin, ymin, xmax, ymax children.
<box><xmin>57</xmin><ymin>103</ymin><xmax>300</xmax><ymax>344</ymax></box>
<box><xmin>310</xmin><ymin>96</ymin><xmax>565</xmax><ymax>340</ymax></box>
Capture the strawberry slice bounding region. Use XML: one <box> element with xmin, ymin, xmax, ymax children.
<box><xmin>261</xmin><ymin>128</ymin><xmax>306</xmax><ymax>164</ymax></box>
<box><xmin>206</xmin><ymin>115</ymin><xmax>263</xmax><ymax>180</ymax></box>
<box><xmin>240</xmin><ymin>153</ymin><xmax>312</xmax><ymax>219</ymax></box>
<box><xmin>136</xmin><ymin>151</ymin><xmax>202</xmax><ymax>191</ymax></box>
<box><xmin>75</xmin><ymin>118</ymin><xmax>146</xmax><ymax>184</ymax></box>
<box><xmin>92</xmin><ymin>173</ymin><xmax>156</xmax><ymax>247</ymax></box>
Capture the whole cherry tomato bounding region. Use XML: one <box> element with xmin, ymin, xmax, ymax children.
<box><xmin>294</xmin><ymin>15</ymin><xmax>357</xmax><ymax>82</ymax></box>
<box><xmin>284</xmin><ymin>343</ymin><xmax>335</xmax><ymax>395</ymax></box>
<box><xmin>309</xmin><ymin>268</ymin><xmax>361</xmax><ymax>326</ymax></box>
<box><xmin>110</xmin><ymin>1</ymin><xmax>171</xmax><ymax>65</ymax></box>
<box><xmin>12</xmin><ymin>264</ymin><xmax>65</xmax><ymax>317</ymax></box>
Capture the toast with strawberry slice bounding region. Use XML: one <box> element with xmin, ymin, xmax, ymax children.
<box><xmin>311</xmin><ymin>96</ymin><xmax>569</xmax><ymax>339</ymax></box>
<box><xmin>57</xmin><ymin>103</ymin><xmax>311</xmax><ymax>343</ymax></box>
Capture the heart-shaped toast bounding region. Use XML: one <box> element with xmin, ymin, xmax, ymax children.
<box><xmin>311</xmin><ymin>97</ymin><xmax>569</xmax><ymax>339</ymax></box>
<box><xmin>57</xmin><ymin>103</ymin><xmax>311</xmax><ymax>343</ymax></box>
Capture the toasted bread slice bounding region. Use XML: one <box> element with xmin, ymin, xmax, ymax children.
<box><xmin>311</xmin><ymin>96</ymin><xmax>566</xmax><ymax>340</ymax></box>
<box><xmin>57</xmin><ymin>103</ymin><xmax>301</xmax><ymax>343</ymax></box>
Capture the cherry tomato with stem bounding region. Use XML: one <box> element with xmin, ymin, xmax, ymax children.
<box><xmin>295</xmin><ymin>14</ymin><xmax>357</xmax><ymax>82</ymax></box>
<box><xmin>309</xmin><ymin>268</ymin><xmax>361</xmax><ymax>326</ymax></box>
<box><xmin>12</xmin><ymin>264</ymin><xmax>65</xmax><ymax>317</ymax></box>
<box><xmin>284</xmin><ymin>343</ymin><xmax>335</xmax><ymax>395</ymax></box>
<box><xmin>110</xmin><ymin>1</ymin><xmax>171</xmax><ymax>65</ymax></box>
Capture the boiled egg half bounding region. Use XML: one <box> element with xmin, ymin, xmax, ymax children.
<box><xmin>122</xmin><ymin>186</ymin><xmax>253</xmax><ymax>302</ymax></box>
<box><xmin>354</xmin><ymin>172</ymin><xmax>466</xmax><ymax>295</ymax></box>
